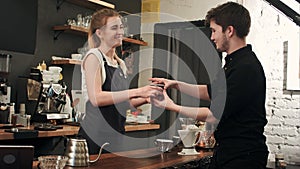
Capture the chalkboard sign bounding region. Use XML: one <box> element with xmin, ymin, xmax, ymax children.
<box><xmin>0</xmin><ymin>0</ymin><xmax>37</xmax><ymax>54</ymax></box>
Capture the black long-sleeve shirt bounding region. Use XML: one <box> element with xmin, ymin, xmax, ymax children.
<box><xmin>210</xmin><ymin>45</ymin><xmax>268</xmax><ymax>163</ymax></box>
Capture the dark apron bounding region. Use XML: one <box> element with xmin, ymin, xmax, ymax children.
<box><xmin>79</xmin><ymin>55</ymin><xmax>130</xmax><ymax>154</ymax></box>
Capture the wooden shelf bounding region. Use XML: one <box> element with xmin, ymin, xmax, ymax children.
<box><xmin>53</xmin><ymin>25</ymin><xmax>148</xmax><ymax>46</ymax></box>
<box><xmin>53</xmin><ymin>25</ymin><xmax>88</xmax><ymax>33</ymax></box>
<box><xmin>123</xmin><ymin>37</ymin><xmax>148</xmax><ymax>46</ymax></box>
<box><xmin>52</xmin><ymin>59</ymin><xmax>82</xmax><ymax>65</ymax></box>
<box><xmin>53</xmin><ymin>25</ymin><xmax>88</xmax><ymax>37</ymax></box>
<box><xmin>60</xmin><ymin>0</ymin><xmax>115</xmax><ymax>10</ymax></box>
<box><xmin>125</xmin><ymin>124</ymin><xmax>160</xmax><ymax>132</ymax></box>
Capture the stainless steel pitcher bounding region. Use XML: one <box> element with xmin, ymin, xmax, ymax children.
<box><xmin>65</xmin><ymin>138</ymin><xmax>109</xmax><ymax>167</ymax></box>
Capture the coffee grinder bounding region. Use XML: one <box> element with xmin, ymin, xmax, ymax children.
<box><xmin>0</xmin><ymin>54</ymin><xmax>12</xmax><ymax>123</ymax></box>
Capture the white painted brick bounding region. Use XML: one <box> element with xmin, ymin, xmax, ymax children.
<box><xmin>266</xmin><ymin>102</ymin><xmax>276</xmax><ymax>108</ymax></box>
<box><xmin>290</xmin><ymin>100</ymin><xmax>300</xmax><ymax>109</ymax></box>
<box><xmin>267</xmin><ymin>144</ymin><xmax>278</xmax><ymax>153</ymax></box>
<box><xmin>266</xmin><ymin>113</ymin><xmax>272</xmax><ymax>118</ymax></box>
<box><xmin>268</xmin><ymin>81</ymin><xmax>282</xmax><ymax>90</ymax></box>
<box><xmin>264</xmin><ymin>125</ymin><xmax>273</xmax><ymax>134</ymax></box>
<box><xmin>272</xmin><ymin>104</ymin><xmax>281</xmax><ymax>111</ymax></box>
<box><xmin>266</xmin><ymin>135</ymin><xmax>284</xmax><ymax>144</ymax></box>
<box><xmin>285</xmin><ymin>136</ymin><xmax>300</xmax><ymax>146</ymax></box>
<box><xmin>280</xmin><ymin>110</ymin><xmax>299</xmax><ymax>118</ymax></box>
<box><xmin>274</xmin><ymin>128</ymin><xmax>296</xmax><ymax>136</ymax></box>
<box><xmin>268</xmin><ymin>117</ymin><xmax>282</xmax><ymax>125</ymax></box>
<box><xmin>275</xmin><ymin>110</ymin><xmax>289</xmax><ymax>117</ymax></box>
<box><xmin>284</xmin><ymin>118</ymin><xmax>300</xmax><ymax>127</ymax></box>
<box><xmin>275</xmin><ymin>100</ymin><xmax>288</xmax><ymax>109</ymax></box>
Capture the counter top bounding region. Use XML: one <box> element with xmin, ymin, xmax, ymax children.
<box><xmin>0</xmin><ymin>123</ymin><xmax>160</xmax><ymax>140</ymax></box>
<box><xmin>33</xmin><ymin>146</ymin><xmax>213</xmax><ymax>169</ymax></box>
<box><xmin>0</xmin><ymin>125</ymin><xmax>79</xmax><ymax>140</ymax></box>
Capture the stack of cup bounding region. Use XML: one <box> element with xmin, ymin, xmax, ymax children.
<box><xmin>48</xmin><ymin>66</ymin><xmax>62</xmax><ymax>83</ymax></box>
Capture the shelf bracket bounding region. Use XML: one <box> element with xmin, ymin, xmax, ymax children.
<box><xmin>53</xmin><ymin>30</ymin><xmax>65</xmax><ymax>40</ymax></box>
<box><xmin>56</xmin><ymin>0</ymin><xmax>66</xmax><ymax>11</ymax></box>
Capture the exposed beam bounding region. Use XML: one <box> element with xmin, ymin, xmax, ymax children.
<box><xmin>264</xmin><ymin>0</ymin><xmax>300</xmax><ymax>27</ymax></box>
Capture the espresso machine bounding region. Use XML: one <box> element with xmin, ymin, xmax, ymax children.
<box><xmin>27</xmin><ymin>67</ymin><xmax>72</xmax><ymax>127</ymax></box>
<box><xmin>31</xmin><ymin>82</ymin><xmax>70</xmax><ymax>124</ymax></box>
<box><xmin>0</xmin><ymin>54</ymin><xmax>12</xmax><ymax>124</ymax></box>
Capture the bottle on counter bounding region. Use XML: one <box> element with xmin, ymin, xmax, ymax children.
<box><xmin>37</xmin><ymin>63</ymin><xmax>42</xmax><ymax>71</ymax></box>
<box><xmin>15</xmin><ymin>103</ymin><xmax>31</xmax><ymax>127</ymax></box>
<box><xmin>41</xmin><ymin>60</ymin><xmax>47</xmax><ymax>71</ymax></box>
<box><xmin>19</xmin><ymin>103</ymin><xmax>26</xmax><ymax>116</ymax></box>
<box><xmin>62</xmin><ymin>94</ymin><xmax>73</xmax><ymax>122</ymax></box>
<box><xmin>8</xmin><ymin>103</ymin><xmax>15</xmax><ymax>124</ymax></box>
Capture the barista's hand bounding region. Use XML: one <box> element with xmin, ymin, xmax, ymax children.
<box><xmin>145</xmin><ymin>97</ymin><xmax>151</xmax><ymax>103</ymax></box>
<box><xmin>151</xmin><ymin>90</ymin><xmax>176</xmax><ymax>110</ymax></box>
<box><xmin>149</xmin><ymin>78</ymin><xmax>178</xmax><ymax>90</ymax></box>
<box><xmin>137</xmin><ymin>85</ymin><xmax>163</xmax><ymax>99</ymax></box>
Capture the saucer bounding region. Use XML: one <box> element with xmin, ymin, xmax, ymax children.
<box><xmin>177</xmin><ymin>148</ymin><xmax>199</xmax><ymax>155</ymax></box>
<box><xmin>137</xmin><ymin>121</ymin><xmax>149</xmax><ymax>124</ymax></box>
<box><xmin>177</xmin><ymin>151</ymin><xmax>199</xmax><ymax>155</ymax></box>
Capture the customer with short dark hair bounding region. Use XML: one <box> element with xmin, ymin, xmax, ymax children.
<box><xmin>151</xmin><ymin>2</ymin><xmax>268</xmax><ymax>169</ymax></box>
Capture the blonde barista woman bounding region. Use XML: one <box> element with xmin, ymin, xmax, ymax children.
<box><xmin>79</xmin><ymin>8</ymin><xmax>163</xmax><ymax>154</ymax></box>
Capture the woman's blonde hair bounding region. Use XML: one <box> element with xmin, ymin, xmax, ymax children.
<box><xmin>88</xmin><ymin>8</ymin><xmax>120</xmax><ymax>49</ymax></box>
<box><xmin>88</xmin><ymin>8</ymin><xmax>123</xmax><ymax>64</ymax></box>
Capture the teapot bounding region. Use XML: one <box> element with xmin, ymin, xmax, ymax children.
<box><xmin>64</xmin><ymin>138</ymin><xmax>109</xmax><ymax>167</ymax></box>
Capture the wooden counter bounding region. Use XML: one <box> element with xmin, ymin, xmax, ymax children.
<box><xmin>33</xmin><ymin>146</ymin><xmax>213</xmax><ymax>169</ymax></box>
<box><xmin>0</xmin><ymin>124</ymin><xmax>160</xmax><ymax>140</ymax></box>
<box><xmin>0</xmin><ymin>125</ymin><xmax>79</xmax><ymax>140</ymax></box>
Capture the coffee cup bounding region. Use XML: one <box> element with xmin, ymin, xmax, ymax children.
<box><xmin>154</xmin><ymin>139</ymin><xmax>173</xmax><ymax>153</ymax></box>
<box><xmin>48</xmin><ymin>66</ymin><xmax>62</xmax><ymax>73</ymax></box>
<box><xmin>71</xmin><ymin>54</ymin><xmax>82</xmax><ymax>60</ymax></box>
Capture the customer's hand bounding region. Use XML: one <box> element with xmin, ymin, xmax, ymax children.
<box><xmin>151</xmin><ymin>90</ymin><xmax>176</xmax><ymax>110</ymax></box>
<box><xmin>149</xmin><ymin>78</ymin><xmax>178</xmax><ymax>90</ymax></box>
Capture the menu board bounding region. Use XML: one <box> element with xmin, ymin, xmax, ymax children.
<box><xmin>0</xmin><ymin>0</ymin><xmax>37</xmax><ymax>54</ymax></box>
